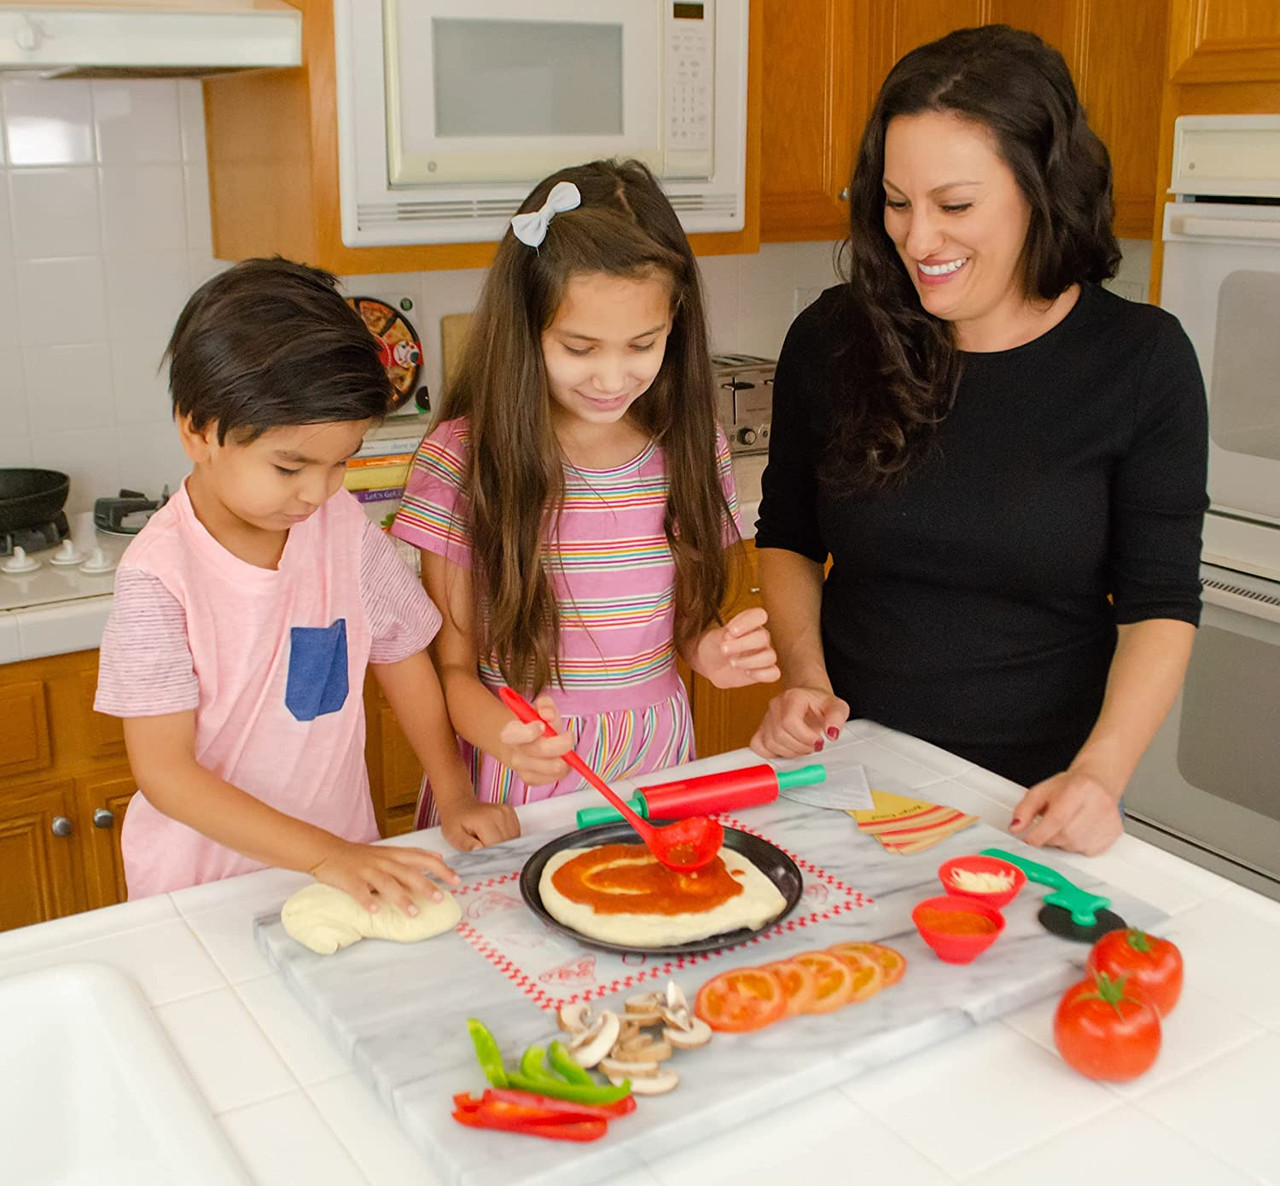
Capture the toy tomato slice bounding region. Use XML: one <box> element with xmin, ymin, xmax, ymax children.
<box><xmin>1086</xmin><ymin>929</ymin><xmax>1183</xmax><ymax>1017</ymax></box>
<box><xmin>827</xmin><ymin>942</ymin><xmax>907</xmax><ymax>987</ymax></box>
<box><xmin>696</xmin><ymin>967</ymin><xmax>787</xmax><ymax>1032</ymax></box>
<box><xmin>825</xmin><ymin>947</ymin><xmax>885</xmax><ymax>1002</ymax></box>
<box><xmin>794</xmin><ymin>951</ymin><xmax>857</xmax><ymax>1013</ymax></box>
<box><xmin>1054</xmin><ymin>972</ymin><xmax>1162</xmax><ymax>1082</ymax></box>
<box><xmin>761</xmin><ymin>959</ymin><xmax>818</xmax><ymax>1018</ymax></box>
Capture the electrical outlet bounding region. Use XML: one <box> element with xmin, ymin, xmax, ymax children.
<box><xmin>794</xmin><ymin>286</ymin><xmax>824</xmax><ymax>314</ymax></box>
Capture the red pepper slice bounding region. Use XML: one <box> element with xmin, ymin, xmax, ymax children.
<box><xmin>482</xmin><ymin>1088</ymin><xmax>637</xmax><ymax>1120</ymax></box>
<box><xmin>451</xmin><ymin>1107</ymin><xmax>607</xmax><ymax>1142</ymax></box>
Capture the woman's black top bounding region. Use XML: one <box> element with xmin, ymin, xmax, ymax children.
<box><xmin>754</xmin><ymin>282</ymin><xmax>1209</xmax><ymax>786</ymax></box>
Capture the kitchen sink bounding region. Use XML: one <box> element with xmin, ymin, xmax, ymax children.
<box><xmin>0</xmin><ymin>961</ymin><xmax>249</xmax><ymax>1185</ymax></box>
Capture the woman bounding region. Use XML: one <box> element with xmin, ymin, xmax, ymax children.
<box><xmin>750</xmin><ymin>25</ymin><xmax>1208</xmax><ymax>856</ymax></box>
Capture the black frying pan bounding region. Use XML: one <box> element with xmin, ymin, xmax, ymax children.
<box><xmin>0</xmin><ymin>469</ymin><xmax>70</xmax><ymax>534</ymax></box>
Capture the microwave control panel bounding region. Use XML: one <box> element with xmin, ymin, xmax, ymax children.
<box><xmin>665</xmin><ymin>1</ymin><xmax>715</xmax><ymax>178</ymax></box>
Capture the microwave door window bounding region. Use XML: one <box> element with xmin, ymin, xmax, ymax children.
<box><xmin>433</xmin><ymin>20</ymin><xmax>622</xmax><ymax>138</ymax></box>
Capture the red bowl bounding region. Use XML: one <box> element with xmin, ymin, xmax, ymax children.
<box><xmin>912</xmin><ymin>895</ymin><xmax>1006</xmax><ymax>964</ymax></box>
<box><xmin>938</xmin><ymin>855</ymin><xmax>1026</xmax><ymax>909</ymax></box>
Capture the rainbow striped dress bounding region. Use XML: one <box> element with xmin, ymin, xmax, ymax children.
<box><xmin>391</xmin><ymin>416</ymin><xmax>739</xmax><ymax>821</ymax></box>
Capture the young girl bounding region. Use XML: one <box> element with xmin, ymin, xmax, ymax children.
<box><xmin>392</xmin><ymin>159</ymin><xmax>779</xmax><ymax>850</ymax></box>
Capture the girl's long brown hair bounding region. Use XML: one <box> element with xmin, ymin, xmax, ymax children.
<box><xmin>831</xmin><ymin>25</ymin><xmax>1121</xmax><ymax>494</ymax></box>
<box><xmin>436</xmin><ymin>158</ymin><xmax>738</xmax><ymax>694</ymax></box>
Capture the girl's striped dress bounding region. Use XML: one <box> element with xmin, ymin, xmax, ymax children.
<box><xmin>391</xmin><ymin>416</ymin><xmax>740</xmax><ymax>825</ymax></box>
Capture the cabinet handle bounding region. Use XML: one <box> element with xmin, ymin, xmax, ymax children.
<box><xmin>51</xmin><ymin>816</ymin><xmax>72</xmax><ymax>838</ymax></box>
<box><xmin>749</xmin><ymin>586</ymin><xmax>761</xmax><ymax>595</ymax></box>
<box><xmin>838</xmin><ymin>187</ymin><xmax>850</xmax><ymax>201</ymax></box>
<box><xmin>93</xmin><ymin>808</ymin><xmax>115</xmax><ymax>829</ymax></box>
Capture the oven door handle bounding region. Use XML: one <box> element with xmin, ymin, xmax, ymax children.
<box><xmin>1201</xmin><ymin>578</ymin><xmax>1280</xmax><ymax>625</ymax></box>
<box><xmin>1169</xmin><ymin>216</ymin><xmax>1280</xmax><ymax>242</ymax></box>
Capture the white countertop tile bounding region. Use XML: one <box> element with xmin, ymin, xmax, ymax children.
<box><xmin>236</xmin><ymin>975</ymin><xmax>356</xmax><ymax>1088</ymax></box>
<box><xmin>155</xmin><ymin>986</ymin><xmax>298</xmax><ymax>1113</ymax></box>
<box><xmin>966</xmin><ymin>1103</ymin><xmax>1262</xmax><ymax>1186</ymax></box>
<box><xmin>0</xmin><ymin>613</ymin><xmax>19</xmax><ymax>664</ymax></box>
<box><xmin>1136</xmin><ymin>1034</ymin><xmax>1280</xmax><ymax>1180</ymax></box>
<box><xmin>841</xmin><ymin>1023</ymin><xmax>1120</xmax><ymax>1179</ymax></box>
<box><xmin>218</xmin><ymin>1091</ymin><xmax>371</xmax><ymax>1186</ymax></box>
<box><xmin>13</xmin><ymin>596</ymin><xmax>115</xmax><ymax>660</ymax></box>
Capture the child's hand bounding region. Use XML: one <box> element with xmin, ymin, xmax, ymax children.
<box><xmin>309</xmin><ymin>840</ymin><xmax>460</xmax><ymax>917</ymax></box>
<box><xmin>440</xmin><ymin>799</ymin><xmax>521</xmax><ymax>853</ymax></box>
<box><xmin>693</xmin><ymin>607</ymin><xmax>782</xmax><ymax>689</ymax></box>
<box><xmin>498</xmin><ymin>694</ymin><xmax>574</xmax><ymax>788</ymax></box>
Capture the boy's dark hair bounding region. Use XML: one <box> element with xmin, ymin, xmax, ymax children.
<box><xmin>166</xmin><ymin>258</ymin><xmax>391</xmax><ymax>443</ymax></box>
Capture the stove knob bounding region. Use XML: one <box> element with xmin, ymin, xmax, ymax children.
<box><xmin>1</xmin><ymin>546</ymin><xmax>40</xmax><ymax>574</ymax></box>
<box><xmin>736</xmin><ymin>427</ymin><xmax>758</xmax><ymax>447</ymax></box>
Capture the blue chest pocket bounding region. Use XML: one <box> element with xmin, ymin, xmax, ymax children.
<box><xmin>285</xmin><ymin>619</ymin><xmax>349</xmax><ymax>722</ymax></box>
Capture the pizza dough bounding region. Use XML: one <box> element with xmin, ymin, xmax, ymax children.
<box><xmin>281</xmin><ymin>883</ymin><xmax>461</xmax><ymax>955</ymax></box>
<box><xmin>539</xmin><ymin>846</ymin><xmax>786</xmax><ymax>947</ymax></box>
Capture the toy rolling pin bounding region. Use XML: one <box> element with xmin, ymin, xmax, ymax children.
<box><xmin>575</xmin><ymin>764</ymin><xmax>825</xmax><ymax>828</ymax></box>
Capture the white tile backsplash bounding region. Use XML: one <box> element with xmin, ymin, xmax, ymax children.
<box><xmin>0</xmin><ymin>78</ymin><xmax>1155</xmax><ymax>517</ymax></box>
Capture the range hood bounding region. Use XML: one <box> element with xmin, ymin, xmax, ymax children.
<box><xmin>0</xmin><ymin>2</ymin><xmax>302</xmax><ymax>78</ymax></box>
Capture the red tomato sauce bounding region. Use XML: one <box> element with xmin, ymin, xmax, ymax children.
<box><xmin>915</xmin><ymin>907</ymin><xmax>998</xmax><ymax>935</ymax></box>
<box><xmin>552</xmin><ymin>844</ymin><xmax>743</xmax><ymax>915</ymax></box>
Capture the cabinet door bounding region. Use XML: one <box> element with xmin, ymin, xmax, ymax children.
<box><xmin>0</xmin><ymin>779</ymin><xmax>85</xmax><ymax>931</ymax></box>
<box><xmin>1168</xmin><ymin>0</ymin><xmax>1280</xmax><ymax>83</ymax></box>
<box><xmin>363</xmin><ymin>677</ymin><xmax>423</xmax><ymax>838</ymax></box>
<box><xmin>760</xmin><ymin>0</ymin><xmax>865</xmax><ymax>240</ymax></box>
<box><xmin>76</xmin><ymin>768</ymin><xmax>137</xmax><ymax>911</ymax></box>
<box><xmin>0</xmin><ymin>680</ymin><xmax>51</xmax><ymax>779</ymax></box>
<box><xmin>867</xmin><ymin>0</ymin><xmax>988</xmax><ymax>89</ymax></box>
<box><xmin>690</xmin><ymin>546</ymin><xmax>779</xmax><ymax>757</ymax></box>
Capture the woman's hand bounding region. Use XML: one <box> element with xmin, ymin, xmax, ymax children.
<box><xmin>309</xmin><ymin>840</ymin><xmax>460</xmax><ymax>916</ymax></box>
<box><xmin>750</xmin><ymin>686</ymin><xmax>850</xmax><ymax>758</ymax></box>
<box><xmin>439</xmin><ymin>799</ymin><xmax>521</xmax><ymax>853</ymax></box>
<box><xmin>497</xmin><ymin>694</ymin><xmax>574</xmax><ymax>787</ymax></box>
<box><xmin>691</xmin><ymin>607</ymin><xmax>781</xmax><ymax>689</ymax></box>
<box><xmin>1009</xmin><ymin>768</ymin><xmax>1124</xmax><ymax>856</ymax></box>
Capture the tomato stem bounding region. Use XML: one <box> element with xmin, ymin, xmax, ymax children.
<box><xmin>1126</xmin><ymin>929</ymin><xmax>1154</xmax><ymax>954</ymax></box>
<box><xmin>1077</xmin><ymin>972</ymin><xmax>1140</xmax><ymax>1018</ymax></box>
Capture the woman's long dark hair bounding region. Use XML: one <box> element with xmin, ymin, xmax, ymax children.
<box><xmin>829</xmin><ymin>24</ymin><xmax>1121</xmax><ymax>494</ymax></box>
<box><xmin>436</xmin><ymin>158</ymin><xmax>736</xmax><ymax>695</ymax></box>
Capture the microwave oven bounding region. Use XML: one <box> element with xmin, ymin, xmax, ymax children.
<box><xmin>332</xmin><ymin>0</ymin><xmax>749</xmax><ymax>246</ymax></box>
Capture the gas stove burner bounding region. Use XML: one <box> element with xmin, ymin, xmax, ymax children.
<box><xmin>94</xmin><ymin>487</ymin><xmax>169</xmax><ymax>536</ymax></box>
<box><xmin>0</xmin><ymin>513</ymin><xmax>68</xmax><ymax>559</ymax></box>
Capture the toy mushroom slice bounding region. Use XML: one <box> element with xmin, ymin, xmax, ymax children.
<box><xmin>623</xmin><ymin>991</ymin><xmax>665</xmax><ymax>1025</ymax></box>
<box><xmin>615</xmin><ymin>1030</ymin><xmax>673</xmax><ymax>1064</ymax></box>
<box><xmin>599</xmin><ymin>1055</ymin><xmax>662</xmax><ymax>1079</ymax></box>
<box><xmin>557</xmin><ymin>1002</ymin><xmax>592</xmax><ymax>1035</ymax></box>
<box><xmin>568</xmin><ymin>1010</ymin><xmax>620</xmax><ymax>1069</ymax></box>
<box><xmin>605</xmin><ymin>1068</ymin><xmax>680</xmax><ymax>1096</ymax></box>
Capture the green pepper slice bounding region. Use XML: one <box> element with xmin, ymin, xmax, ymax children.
<box><xmin>547</xmin><ymin>1041</ymin><xmax>594</xmax><ymax>1086</ymax></box>
<box><xmin>519</xmin><ymin>1045</ymin><xmax>557</xmax><ymax>1084</ymax></box>
<box><xmin>506</xmin><ymin>1071</ymin><xmax>631</xmax><ymax>1105</ymax></box>
<box><xmin>466</xmin><ymin>1018</ymin><xmax>508</xmax><ymax>1088</ymax></box>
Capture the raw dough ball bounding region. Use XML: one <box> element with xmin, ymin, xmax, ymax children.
<box><xmin>281</xmin><ymin>882</ymin><xmax>461</xmax><ymax>955</ymax></box>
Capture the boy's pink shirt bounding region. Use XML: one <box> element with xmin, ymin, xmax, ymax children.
<box><xmin>95</xmin><ymin>481</ymin><xmax>440</xmax><ymax>898</ymax></box>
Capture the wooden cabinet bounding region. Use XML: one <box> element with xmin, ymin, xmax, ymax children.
<box><xmin>687</xmin><ymin>541</ymin><xmax>777</xmax><ymax>758</ymax></box>
<box><xmin>1166</xmin><ymin>0</ymin><xmax>1280</xmax><ymax>83</ymax></box>
<box><xmin>0</xmin><ymin>778</ymin><xmax>86</xmax><ymax>932</ymax></box>
<box><xmin>761</xmin><ymin>0</ymin><xmax>1168</xmax><ymax>242</ymax></box>
<box><xmin>202</xmin><ymin>0</ymin><xmax>763</xmax><ymax>272</ymax></box>
<box><xmin>76</xmin><ymin>768</ymin><xmax>137</xmax><ymax>911</ymax></box>
<box><xmin>363</xmin><ymin>678</ymin><xmax>423</xmax><ymax>838</ymax></box>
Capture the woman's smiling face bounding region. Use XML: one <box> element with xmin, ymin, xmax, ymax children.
<box><xmin>882</xmin><ymin>110</ymin><xmax>1033</xmax><ymax>345</ymax></box>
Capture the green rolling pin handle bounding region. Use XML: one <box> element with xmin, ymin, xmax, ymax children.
<box><xmin>775</xmin><ymin>764</ymin><xmax>826</xmax><ymax>789</ymax></box>
<box><xmin>576</xmin><ymin>796</ymin><xmax>648</xmax><ymax>829</ymax></box>
<box><xmin>980</xmin><ymin>848</ymin><xmax>1112</xmax><ymax>926</ymax></box>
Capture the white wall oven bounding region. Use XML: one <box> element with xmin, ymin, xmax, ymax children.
<box><xmin>332</xmin><ymin>0</ymin><xmax>749</xmax><ymax>245</ymax></box>
<box><xmin>1125</xmin><ymin>116</ymin><xmax>1280</xmax><ymax>900</ymax></box>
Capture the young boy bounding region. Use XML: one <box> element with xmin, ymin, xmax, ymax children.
<box><xmin>95</xmin><ymin>258</ymin><xmax>468</xmax><ymax>916</ymax></box>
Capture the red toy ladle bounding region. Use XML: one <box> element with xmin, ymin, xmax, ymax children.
<box><xmin>498</xmin><ymin>687</ymin><xmax>724</xmax><ymax>873</ymax></box>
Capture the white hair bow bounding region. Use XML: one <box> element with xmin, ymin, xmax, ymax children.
<box><xmin>510</xmin><ymin>181</ymin><xmax>582</xmax><ymax>248</ymax></box>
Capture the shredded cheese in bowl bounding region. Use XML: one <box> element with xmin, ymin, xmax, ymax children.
<box><xmin>950</xmin><ymin>867</ymin><xmax>1015</xmax><ymax>894</ymax></box>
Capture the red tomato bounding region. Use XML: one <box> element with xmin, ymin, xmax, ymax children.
<box><xmin>828</xmin><ymin>942</ymin><xmax>907</xmax><ymax>988</ymax></box>
<box><xmin>696</xmin><ymin>967</ymin><xmax>787</xmax><ymax>1032</ymax></box>
<box><xmin>1054</xmin><ymin>972</ymin><xmax>1162</xmax><ymax>1082</ymax></box>
<box><xmin>761</xmin><ymin>959</ymin><xmax>818</xmax><ymax>1018</ymax></box>
<box><xmin>1086</xmin><ymin>929</ymin><xmax>1183</xmax><ymax>1017</ymax></box>
<box><xmin>794</xmin><ymin>951</ymin><xmax>856</xmax><ymax>1013</ymax></box>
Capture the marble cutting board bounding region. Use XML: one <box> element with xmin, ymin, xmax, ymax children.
<box><xmin>254</xmin><ymin>799</ymin><xmax>1165</xmax><ymax>1186</ymax></box>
